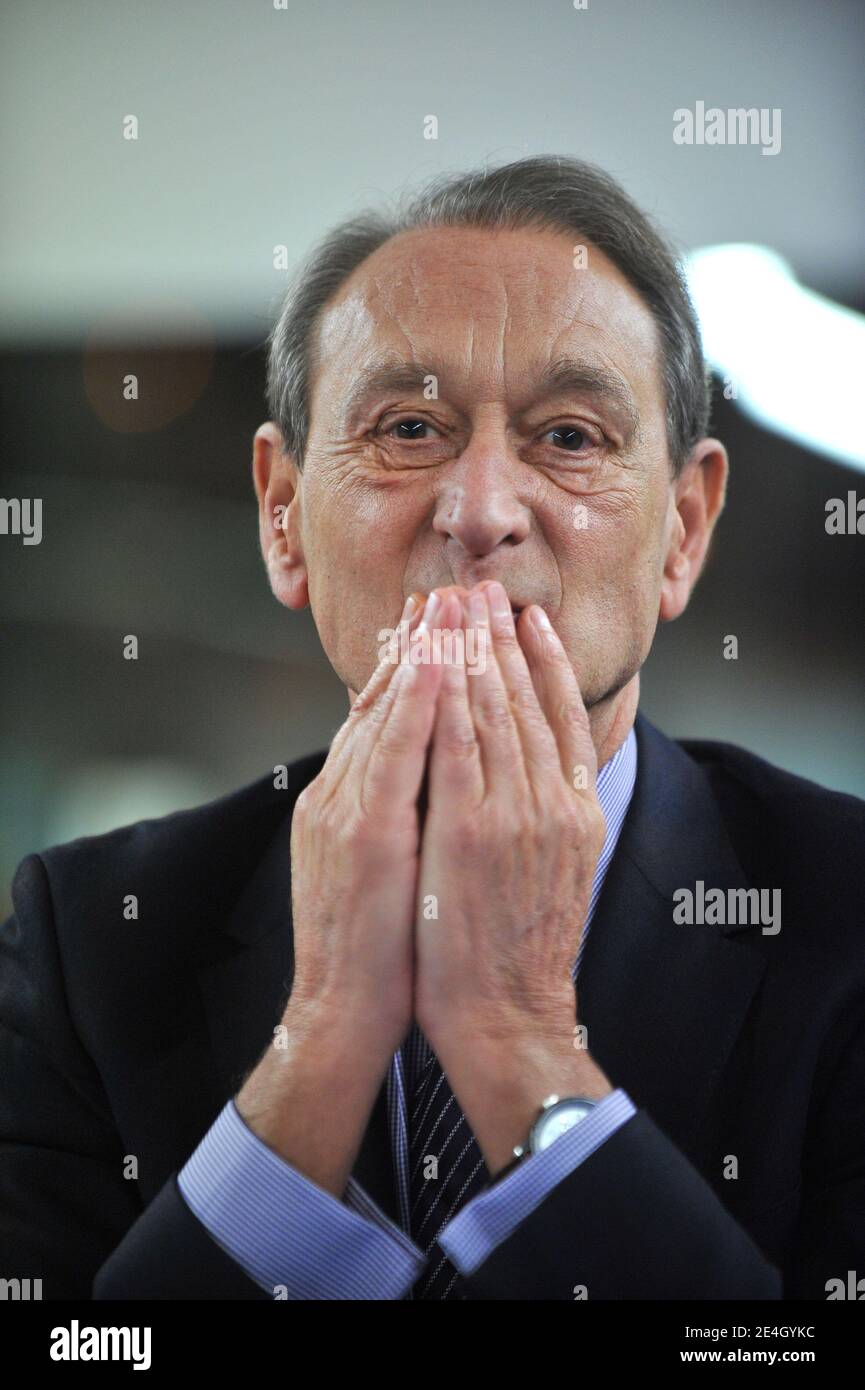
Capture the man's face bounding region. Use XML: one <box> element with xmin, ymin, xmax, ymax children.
<box><xmin>284</xmin><ymin>224</ymin><xmax>682</xmax><ymax>712</ymax></box>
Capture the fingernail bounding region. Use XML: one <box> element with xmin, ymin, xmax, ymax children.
<box><xmin>531</xmin><ymin>605</ymin><xmax>553</xmax><ymax>632</ymax></box>
<box><xmin>468</xmin><ymin>588</ymin><xmax>488</xmax><ymax>624</ymax></box>
<box><xmin>401</xmin><ymin>594</ymin><xmax>419</xmax><ymax>622</ymax></box>
<box><xmin>419</xmin><ymin>590</ymin><xmax>441</xmax><ymax>629</ymax></box>
<box><xmin>486</xmin><ymin>581</ymin><xmax>511</xmax><ymax>623</ymax></box>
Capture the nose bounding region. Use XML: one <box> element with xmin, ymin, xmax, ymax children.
<box><xmin>432</xmin><ymin>434</ymin><xmax>531</xmax><ymax>559</ymax></box>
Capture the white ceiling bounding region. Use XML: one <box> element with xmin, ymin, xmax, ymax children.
<box><xmin>1</xmin><ymin>0</ymin><xmax>862</xmax><ymax>343</ymax></box>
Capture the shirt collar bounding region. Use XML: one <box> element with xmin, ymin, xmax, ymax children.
<box><xmin>597</xmin><ymin>724</ymin><xmax>638</xmax><ymax>860</ymax></box>
<box><xmin>583</xmin><ymin>724</ymin><xmax>639</xmax><ymax>933</ymax></box>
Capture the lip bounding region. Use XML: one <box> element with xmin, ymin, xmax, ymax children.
<box><xmin>513</xmin><ymin>602</ymin><xmax>557</xmax><ymax>624</ymax></box>
<box><xmin>425</xmin><ymin>584</ymin><xmax>540</xmax><ymax>619</ymax></box>
<box><xmin>475</xmin><ymin>584</ymin><xmax>532</xmax><ymax>614</ymax></box>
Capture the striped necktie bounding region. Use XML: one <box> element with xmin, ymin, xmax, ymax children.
<box><xmin>407</xmin><ymin>1025</ymin><xmax>491</xmax><ymax>1299</ymax></box>
<box><xmin>395</xmin><ymin>729</ymin><xmax>638</xmax><ymax>1297</ymax></box>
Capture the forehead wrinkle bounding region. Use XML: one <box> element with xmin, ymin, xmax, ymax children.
<box><xmin>316</xmin><ymin>231</ymin><xmax>659</xmax><ymax>433</ymax></box>
<box><xmin>377</xmin><ymin>236</ymin><xmax>528</xmax><ymax>338</ymax></box>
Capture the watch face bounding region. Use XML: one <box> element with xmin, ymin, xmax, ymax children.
<box><xmin>534</xmin><ymin>1099</ymin><xmax>595</xmax><ymax>1151</ymax></box>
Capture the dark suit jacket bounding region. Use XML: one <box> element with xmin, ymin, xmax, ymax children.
<box><xmin>1</xmin><ymin>712</ymin><xmax>864</xmax><ymax>1300</ymax></box>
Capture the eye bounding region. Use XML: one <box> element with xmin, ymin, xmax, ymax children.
<box><xmin>543</xmin><ymin>424</ymin><xmax>601</xmax><ymax>453</ymax></box>
<box><xmin>380</xmin><ymin>416</ymin><xmax>438</xmax><ymax>441</ymax></box>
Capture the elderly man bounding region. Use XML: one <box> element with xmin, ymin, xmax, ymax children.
<box><xmin>2</xmin><ymin>156</ymin><xmax>863</xmax><ymax>1301</ymax></box>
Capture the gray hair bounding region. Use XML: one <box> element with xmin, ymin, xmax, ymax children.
<box><xmin>265</xmin><ymin>154</ymin><xmax>710</xmax><ymax>474</ymax></box>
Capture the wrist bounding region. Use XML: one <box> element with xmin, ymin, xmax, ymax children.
<box><xmin>419</xmin><ymin>988</ymin><xmax>578</xmax><ymax>1055</ymax></box>
<box><xmin>235</xmin><ymin>1002</ymin><xmax>395</xmax><ymax>1196</ymax></box>
<box><xmin>285</xmin><ymin>986</ymin><xmax>408</xmax><ymax>1061</ymax></box>
<box><xmin>433</xmin><ymin>1029</ymin><xmax>613</xmax><ymax>1176</ymax></box>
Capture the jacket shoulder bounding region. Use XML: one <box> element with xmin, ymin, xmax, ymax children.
<box><xmin>675</xmin><ymin>733</ymin><xmax>865</xmax><ymax>877</ymax></box>
<box><xmin>15</xmin><ymin>749</ymin><xmax>328</xmax><ymax>945</ymax></box>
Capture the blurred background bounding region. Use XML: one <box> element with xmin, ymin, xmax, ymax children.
<box><xmin>1</xmin><ymin>0</ymin><xmax>863</xmax><ymax>914</ymax></box>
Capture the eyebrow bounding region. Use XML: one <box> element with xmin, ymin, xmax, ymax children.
<box><xmin>342</xmin><ymin>361</ymin><xmax>438</xmax><ymax>428</ymax></box>
<box><xmin>539</xmin><ymin>357</ymin><xmax>641</xmax><ymax>440</ymax></box>
<box><xmin>342</xmin><ymin>353</ymin><xmax>641</xmax><ymax>440</ymax></box>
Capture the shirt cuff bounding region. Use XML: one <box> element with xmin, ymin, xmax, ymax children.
<box><xmin>437</xmin><ymin>1089</ymin><xmax>637</xmax><ymax>1277</ymax></box>
<box><xmin>178</xmin><ymin>1098</ymin><xmax>424</xmax><ymax>1299</ymax></box>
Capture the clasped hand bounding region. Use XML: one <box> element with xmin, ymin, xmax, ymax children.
<box><xmin>289</xmin><ymin>581</ymin><xmax>607</xmax><ymax>1081</ymax></box>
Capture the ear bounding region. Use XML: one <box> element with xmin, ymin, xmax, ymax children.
<box><xmin>659</xmin><ymin>438</ymin><xmax>728</xmax><ymax>623</ymax></box>
<box><xmin>252</xmin><ymin>421</ymin><xmax>309</xmax><ymax>611</ymax></box>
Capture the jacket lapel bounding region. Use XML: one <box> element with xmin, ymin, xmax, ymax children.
<box><xmin>577</xmin><ymin>712</ymin><xmax>770</xmax><ymax>1156</ymax></box>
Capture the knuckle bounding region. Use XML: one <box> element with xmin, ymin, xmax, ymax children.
<box><xmin>293</xmin><ymin>784</ymin><xmax>317</xmax><ymax>819</ymax></box>
<box><xmin>513</xmin><ymin>685</ymin><xmax>547</xmax><ymax>725</ymax></box>
<box><xmin>557</xmin><ymin>695</ymin><xmax>589</xmax><ymax>731</ymax></box>
<box><xmin>494</xmin><ymin>622</ymin><xmax>519</xmax><ymax>652</ymax></box>
<box><xmin>317</xmin><ymin>795</ymin><xmax>344</xmax><ymax>837</ymax></box>
<box><xmin>478</xmin><ymin>695</ymin><xmax>514</xmax><ymax>733</ymax></box>
<box><xmin>581</xmin><ymin>802</ymin><xmax>606</xmax><ymax>845</ymax></box>
<box><xmin>446</xmin><ymin>814</ymin><xmax>482</xmax><ymax>853</ymax></box>
<box><xmin>367</xmin><ymin>685</ymin><xmax>399</xmax><ymax>725</ymax></box>
<box><xmin>376</xmin><ymin>722</ymin><xmax>415</xmax><ymax>758</ymax></box>
<box><xmin>481</xmin><ymin>800</ymin><xmax>516</xmax><ymax>841</ymax></box>
<box><xmin>547</xmin><ymin>788</ymin><xmax>575</xmax><ymax>821</ymax></box>
<box><xmin>343</xmin><ymin>806</ymin><xmax>383</xmax><ymax>850</ymax></box>
<box><xmin>346</xmin><ymin>815</ymin><xmax>373</xmax><ymax>848</ymax></box>
<box><xmin>442</xmin><ymin>725</ymin><xmax>478</xmax><ymax>761</ymax></box>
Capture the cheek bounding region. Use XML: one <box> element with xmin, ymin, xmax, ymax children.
<box><xmin>559</xmin><ymin>492</ymin><xmax>666</xmax><ymax>634</ymax></box>
<box><xmin>305</xmin><ymin>469</ymin><xmax>421</xmax><ymax>565</ymax></box>
<box><xmin>300</xmin><ymin>475</ymin><xmax>423</xmax><ymax>682</ymax></box>
<box><xmin>568</xmin><ymin>489</ymin><xmax>655</xmax><ymax>579</ymax></box>
<box><xmin>301</xmin><ymin>479</ymin><xmax>377</xmax><ymax>611</ymax></box>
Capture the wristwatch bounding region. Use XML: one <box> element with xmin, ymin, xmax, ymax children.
<box><xmin>492</xmin><ymin>1094</ymin><xmax>598</xmax><ymax>1184</ymax></box>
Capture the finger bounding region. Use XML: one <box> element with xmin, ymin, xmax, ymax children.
<box><xmin>461</xmin><ymin>586</ymin><xmax>530</xmax><ymax>801</ymax></box>
<box><xmin>478</xmin><ymin>581</ymin><xmax>562</xmax><ymax>796</ymax></box>
<box><xmin>348</xmin><ymin>591</ymin><xmax>427</xmax><ymax>714</ymax></box>
<box><xmin>319</xmin><ymin>592</ymin><xmax>427</xmax><ymax>810</ymax></box>
<box><xmin>518</xmin><ymin>603</ymin><xmax>598</xmax><ymax>796</ymax></box>
<box><xmin>326</xmin><ymin>591</ymin><xmax>425</xmax><ymax>770</ymax></box>
<box><xmin>427</xmin><ymin>591</ymin><xmax>484</xmax><ymax>809</ymax></box>
<box><xmin>360</xmin><ymin>591</ymin><xmax>446</xmax><ymax>815</ymax></box>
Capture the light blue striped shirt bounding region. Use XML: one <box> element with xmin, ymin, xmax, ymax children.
<box><xmin>179</xmin><ymin>726</ymin><xmax>638</xmax><ymax>1298</ymax></box>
